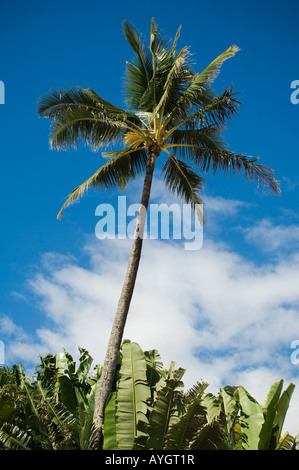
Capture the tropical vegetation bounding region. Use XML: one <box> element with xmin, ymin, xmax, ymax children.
<box><xmin>0</xmin><ymin>340</ymin><xmax>297</xmax><ymax>451</ymax></box>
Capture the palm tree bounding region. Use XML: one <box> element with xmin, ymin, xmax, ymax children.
<box><xmin>37</xmin><ymin>19</ymin><xmax>280</xmax><ymax>448</ymax></box>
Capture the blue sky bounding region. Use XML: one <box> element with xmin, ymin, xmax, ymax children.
<box><xmin>1</xmin><ymin>0</ymin><xmax>299</xmax><ymax>433</ymax></box>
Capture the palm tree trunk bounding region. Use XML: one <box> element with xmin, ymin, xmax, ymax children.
<box><xmin>91</xmin><ymin>149</ymin><xmax>158</xmax><ymax>449</ymax></box>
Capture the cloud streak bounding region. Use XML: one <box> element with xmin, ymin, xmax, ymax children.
<box><xmin>244</xmin><ymin>218</ymin><xmax>299</xmax><ymax>252</ymax></box>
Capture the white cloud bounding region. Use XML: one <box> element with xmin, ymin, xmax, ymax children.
<box><xmin>244</xmin><ymin>218</ymin><xmax>299</xmax><ymax>252</ymax></box>
<box><xmin>203</xmin><ymin>195</ymin><xmax>253</xmax><ymax>216</ymax></box>
<box><xmin>282</xmin><ymin>176</ymin><xmax>299</xmax><ymax>192</ymax></box>
<box><xmin>0</xmin><ymin>315</ymin><xmax>30</xmax><ymax>342</ymax></box>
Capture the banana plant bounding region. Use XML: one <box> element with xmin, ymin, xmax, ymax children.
<box><xmin>103</xmin><ymin>340</ymin><xmax>227</xmax><ymax>450</ymax></box>
<box><xmin>103</xmin><ymin>342</ymin><xmax>299</xmax><ymax>451</ymax></box>
<box><xmin>36</xmin><ymin>347</ymin><xmax>101</xmax><ymax>412</ymax></box>
<box><xmin>0</xmin><ymin>367</ymin><xmax>79</xmax><ymax>450</ymax></box>
<box><xmin>0</xmin><ymin>367</ymin><xmax>20</xmax><ymax>427</ymax></box>
<box><xmin>1</xmin><ymin>343</ymin><xmax>298</xmax><ymax>450</ymax></box>
<box><xmin>220</xmin><ymin>379</ymin><xmax>296</xmax><ymax>450</ymax></box>
<box><xmin>0</xmin><ymin>351</ymin><xmax>101</xmax><ymax>450</ymax></box>
<box><xmin>103</xmin><ymin>340</ymin><xmax>151</xmax><ymax>450</ymax></box>
<box><xmin>36</xmin><ymin>348</ymin><xmax>102</xmax><ymax>449</ymax></box>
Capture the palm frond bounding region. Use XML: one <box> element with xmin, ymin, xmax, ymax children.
<box><xmin>196</xmin><ymin>45</ymin><xmax>240</xmax><ymax>84</ymax></box>
<box><xmin>125</xmin><ymin>61</ymin><xmax>151</xmax><ymax>112</ymax></box>
<box><xmin>162</xmin><ymin>152</ymin><xmax>204</xmax><ymax>225</ymax></box>
<box><xmin>149</xmin><ymin>18</ymin><xmax>173</xmax><ymax>113</ymax></box>
<box><xmin>49</xmin><ymin>108</ymin><xmax>127</xmax><ymax>150</ymax></box>
<box><xmin>0</xmin><ymin>424</ymin><xmax>32</xmax><ymax>450</ymax></box>
<box><xmin>276</xmin><ymin>432</ymin><xmax>295</xmax><ymax>450</ymax></box>
<box><xmin>38</xmin><ymin>86</ymin><xmax>142</xmax><ymax>150</ymax></box>
<box><xmin>149</xmin><ymin>18</ymin><xmax>177</xmax><ymax>67</ymax></box>
<box><xmin>168</xmin><ymin>124</ymin><xmax>227</xmax><ymax>156</ymax></box>
<box><xmin>162</xmin><ymin>43</ymin><xmax>240</xmax><ymax>127</ymax></box>
<box><xmin>124</xmin><ymin>19</ymin><xmax>194</xmax><ymax>117</ymax></box>
<box><xmin>164</xmin><ymin>44</ymin><xmax>240</xmax><ymax>124</ymax></box>
<box><xmin>151</xmin><ymin>21</ymin><xmax>193</xmax><ymax>116</ymax></box>
<box><xmin>38</xmin><ymin>86</ymin><xmax>135</xmax><ymax>120</ymax></box>
<box><xmin>185</xmin><ymin>381</ymin><xmax>210</xmax><ymax>402</ymax></box>
<box><xmin>123</xmin><ymin>20</ymin><xmax>153</xmax><ymax>110</ymax></box>
<box><xmin>154</xmin><ymin>46</ymin><xmax>192</xmax><ymax>119</ymax></box>
<box><xmin>37</xmin><ymin>86</ymin><xmax>97</xmax><ymax>118</ymax></box>
<box><xmin>163</xmin><ymin>82</ymin><xmax>215</xmax><ymax>127</ymax></box>
<box><xmin>188</xmin><ymin>414</ymin><xmax>226</xmax><ymax>450</ymax></box>
<box><xmin>188</xmin><ymin>87</ymin><xmax>240</xmax><ymax>128</ymax></box>
<box><xmin>165</xmin><ymin>86</ymin><xmax>240</xmax><ymax>135</ymax></box>
<box><xmin>80</xmin><ymin>384</ymin><xmax>98</xmax><ymax>450</ymax></box>
<box><xmin>57</xmin><ymin>146</ymin><xmax>148</xmax><ymax>218</ymax></box>
<box><xmin>193</xmin><ymin>147</ymin><xmax>280</xmax><ymax>194</ymax></box>
<box><xmin>164</xmin><ymin>381</ymin><xmax>211</xmax><ymax>450</ymax></box>
<box><xmin>123</xmin><ymin>20</ymin><xmax>152</xmax><ymax>82</ymax></box>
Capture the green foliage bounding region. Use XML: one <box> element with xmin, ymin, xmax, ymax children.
<box><xmin>0</xmin><ymin>344</ymin><xmax>297</xmax><ymax>451</ymax></box>
<box><xmin>102</xmin><ymin>341</ymin><xmax>298</xmax><ymax>451</ymax></box>
<box><xmin>108</xmin><ymin>340</ymin><xmax>150</xmax><ymax>450</ymax></box>
<box><xmin>220</xmin><ymin>380</ymin><xmax>296</xmax><ymax>450</ymax></box>
<box><xmin>0</xmin><ymin>350</ymin><xmax>100</xmax><ymax>450</ymax></box>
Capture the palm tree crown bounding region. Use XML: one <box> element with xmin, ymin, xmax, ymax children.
<box><xmin>38</xmin><ymin>19</ymin><xmax>280</xmax><ymax>220</ymax></box>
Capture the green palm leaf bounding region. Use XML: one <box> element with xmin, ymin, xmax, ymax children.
<box><xmin>38</xmin><ymin>86</ymin><xmax>136</xmax><ymax>121</ymax></box>
<box><xmin>123</xmin><ymin>20</ymin><xmax>153</xmax><ymax>110</ymax></box>
<box><xmin>164</xmin><ymin>382</ymin><xmax>210</xmax><ymax>450</ymax></box>
<box><xmin>165</xmin><ymin>86</ymin><xmax>240</xmax><ymax>134</ymax></box>
<box><xmin>144</xmin><ymin>366</ymin><xmax>185</xmax><ymax>450</ymax></box>
<box><xmin>0</xmin><ymin>424</ymin><xmax>32</xmax><ymax>450</ymax></box>
<box><xmin>220</xmin><ymin>385</ymin><xmax>239</xmax><ymax>442</ymax></box>
<box><xmin>154</xmin><ymin>46</ymin><xmax>193</xmax><ymax>120</ymax></box>
<box><xmin>38</xmin><ymin>86</ymin><xmax>141</xmax><ymax>150</ymax></box>
<box><xmin>276</xmin><ymin>432</ymin><xmax>295</xmax><ymax>450</ymax></box>
<box><xmin>188</xmin><ymin>415</ymin><xmax>225</xmax><ymax>450</ymax></box>
<box><xmin>80</xmin><ymin>384</ymin><xmax>98</xmax><ymax>450</ymax></box>
<box><xmin>48</xmin><ymin>108</ymin><xmax>126</xmax><ymax>150</ymax></box>
<box><xmin>196</xmin><ymin>45</ymin><xmax>240</xmax><ymax>85</ymax></box>
<box><xmin>57</xmin><ymin>146</ymin><xmax>147</xmax><ymax>218</ymax></box>
<box><xmin>162</xmin><ymin>153</ymin><xmax>204</xmax><ymax>224</ymax></box>
<box><xmin>184</xmin><ymin>146</ymin><xmax>280</xmax><ymax>194</ymax></box>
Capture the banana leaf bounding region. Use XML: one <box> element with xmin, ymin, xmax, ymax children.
<box><xmin>238</xmin><ymin>386</ymin><xmax>265</xmax><ymax>450</ymax></box>
<box><xmin>259</xmin><ymin>379</ymin><xmax>284</xmax><ymax>450</ymax></box>
<box><xmin>103</xmin><ymin>392</ymin><xmax>118</xmax><ymax>450</ymax></box>
<box><xmin>115</xmin><ymin>340</ymin><xmax>151</xmax><ymax>450</ymax></box>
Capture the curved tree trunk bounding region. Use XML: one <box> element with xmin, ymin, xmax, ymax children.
<box><xmin>91</xmin><ymin>149</ymin><xmax>158</xmax><ymax>449</ymax></box>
